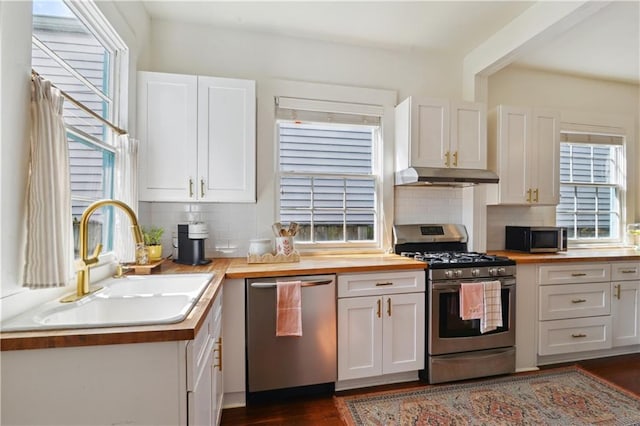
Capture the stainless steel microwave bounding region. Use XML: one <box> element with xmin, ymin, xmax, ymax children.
<box><xmin>505</xmin><ymin>226</ymin><xmax>568</xmax><ymax>253</ymax></box>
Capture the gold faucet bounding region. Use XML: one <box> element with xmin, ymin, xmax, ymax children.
<box><xmin>61</xmin><ymin>199</ymin><xmax>144</xmax><ymax>303</ymax></box>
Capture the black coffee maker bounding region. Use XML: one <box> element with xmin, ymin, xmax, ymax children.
<box><xmin>174</xmin><ymin>223</ymin><xmax>211</xmax><ymax>265</ymax></box>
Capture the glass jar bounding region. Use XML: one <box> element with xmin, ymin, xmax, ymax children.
<box><xmin>136</xmin><ymin>243</ymin><xmax>149</xmax><ymax>265</ymax></box>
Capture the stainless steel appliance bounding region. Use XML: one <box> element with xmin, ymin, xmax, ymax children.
<box><xmin>394</xmin><ymin>224</ymin><xmax>516</xmax><ymax>384</ymax></box>
<box><xmin>505</xmin><ymin>225</ymin><xmax>567</xmax><ymax>253</ymax></box>
<box><xmin>174</xmin><ymin>223</ymin><xmax>211</xmax><ymax>265</ymax></box>
<box><xmin>246</xmin><ymin>275</ymin><xmax>336</xmax><ymax>399</ymax></box>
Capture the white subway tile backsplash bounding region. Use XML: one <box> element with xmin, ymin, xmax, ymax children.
<box><xmin>394</xmin><ymin>187</ymin><xmax>463</xmax><ymax>225</ymax></box>
<box><xmin>139</xmin><ymin>201</ymin><xmax>259</xmax><ymax>257</ymax></box>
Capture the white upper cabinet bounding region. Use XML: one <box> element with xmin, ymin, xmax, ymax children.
<box><xmin>138</xmin><ymin>71</ymin><xmax>256</xmax><ymax>203</ymax></box>
<box><xmin>395</xmin><ymin>96</ymin><xmax>487</xmax><ymax>170</ymax></box>
<box><xmin>138</xmin><ymin>72</ymin><xmax>198</xmax><ymax>202</ymax></box>
<box><xmin>487</xmin><ymin>105</ymin><xmax>560</xmax><ymax>205</ymax></box>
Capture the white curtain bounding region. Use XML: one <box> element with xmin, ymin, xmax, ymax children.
<box><xmin>113</xmin><ymin>135</ymin><xmax>139</xmax><ymax>263</ymax></box>
<box><xmin>23</xmin><ymin>76</ymin><xmax>72</xmax><ymax>288</ymax></box>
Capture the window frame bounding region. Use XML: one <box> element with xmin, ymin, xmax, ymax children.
<box><xmin>31</xmin><ymin>0</ymin><xmax>128</xmax><ymax>257</ymax></box>
<box><xmin>276</xmin><ymin>120</ymin><xmax>383</xmax><ymax>249</ymax></box>
<box><xmin>556</xmin><ymin>131</ymin><xmax>626</xmax><ymax>246</ymax></box>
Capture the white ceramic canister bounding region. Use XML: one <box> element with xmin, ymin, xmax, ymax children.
<box><xmin>249</xmin><ymin>239</ymin><xmax>273</xmax><ymax>256</ymax></box>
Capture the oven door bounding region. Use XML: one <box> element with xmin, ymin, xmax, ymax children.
<box><xmin>428</xmin><ymin>277</ymin><xmax>515</xmax><ymax>355</ymax></box>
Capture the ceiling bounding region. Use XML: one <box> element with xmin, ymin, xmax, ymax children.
<box><xmin>142</xmin><ymin>1</ymin><xmax>640</xmax><ymax>85</ymax></box>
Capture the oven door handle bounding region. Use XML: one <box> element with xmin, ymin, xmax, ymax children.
<box><xmin>432</xmin><ymin>282</ymin><xmax>515</xmax><ymax>292</ymax></box>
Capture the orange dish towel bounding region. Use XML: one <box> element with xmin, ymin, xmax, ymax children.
<box><xmin>460</xmin><ymin>282</ymin><xmax>483</xmax><ymax>320</ymax></box>
<box><xmin>481</xmin><ymin>280</ymin><xmax>503</xmax><ymax>334</ymax></box>
<box><xmin>276</xmin><ymin>281</ymin><xmax>302</xmax><ymax>337</ymax></box>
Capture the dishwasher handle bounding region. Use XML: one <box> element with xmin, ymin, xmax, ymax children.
<box><xmin>250</xmin><ymin>279</ymin><xmax>333</xmax><ymax>289</ymax></box>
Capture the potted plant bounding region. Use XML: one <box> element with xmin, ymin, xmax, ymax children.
<box><xmin>142</xmin><ymin>225</ymin><xmax>164</xmax><ymax>261</ymax></box>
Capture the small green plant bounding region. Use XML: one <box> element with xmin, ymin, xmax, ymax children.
<box><xmin>142</xmin><ymin>226</ymin><xmax>164</xmax><ymax>246</ymax></box>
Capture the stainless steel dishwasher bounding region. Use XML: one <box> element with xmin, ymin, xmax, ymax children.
<box><xmin>246</xmin><ymin>274</ymin><xmax>336</xmax><ymax>394</ymax></box>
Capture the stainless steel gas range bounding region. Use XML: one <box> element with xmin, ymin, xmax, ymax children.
<box><xmin>394</xmin><ymin>224</ymin><xmax>516</xmax><ymax>384</ymax></box>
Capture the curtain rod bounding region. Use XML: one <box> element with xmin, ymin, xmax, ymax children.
<box><xmin>31</xmin><ymin>69</ymin><xmax>127</xmax><ymax>136</ymax></box>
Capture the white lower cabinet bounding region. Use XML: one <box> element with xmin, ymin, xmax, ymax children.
<box><xmin>188</xmin><ymin>287</ymin><xmax>223</xmax><ymax>425</ymax></box>
<box><xmin>337</xmin><ymin>271</ymin><xmax>425</xmax><ymax>382</ymax></box>
<box><xmin>1</xmin><ymin>289</ymin><xmax>224</xmax><ymax>426</ymax></box>
<box><xmin>537</xmin><ymin>261</ymin><xmax>640</xmax><ymax>360</ymax></box>
<box><xmin>611</xmin><ymin>262</ymin><xmax>640</xmax><ymax>347</ymax></box>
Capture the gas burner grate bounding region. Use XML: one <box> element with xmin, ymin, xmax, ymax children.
<box><xmin>400</xmin><ymin>251</ymin><xmax>514</xmax><ymax>267</ymax></box>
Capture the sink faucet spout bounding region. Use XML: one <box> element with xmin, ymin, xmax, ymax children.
<box><xmin>61</xmin><ymin>199</ymin><xmax>144</xmax><ymax>303</ymax></box>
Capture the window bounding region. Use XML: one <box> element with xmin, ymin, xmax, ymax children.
<box><xmin>556</xmin><ymin>132</ymin><xmax>625</xmax><ymax>243</ymax></box>
<box><xmin>31</xmin><ymin>0</ymin><xmax>126</xmax><ymax>256</ymax></box>
<box><xmin>276</xmin><ymin>97</ymin><xmax>382</xmax><ymax>248</ymax></box>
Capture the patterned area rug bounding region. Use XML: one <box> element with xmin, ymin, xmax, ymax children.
<box><xmin>335</xmin><ymin>367</ymin><xmax>640</xmax><ymax>425</ymax></box>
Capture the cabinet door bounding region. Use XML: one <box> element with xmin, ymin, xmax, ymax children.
<box><xmin>496</xmin><ymin>105</ymin><xmax>531</xmax><ymax>204</ymax></box>
<box><xmin>531</xmin><ymin>109</ymin><xmax>560</xmax><ymax>205</ymax></box>
<box><xmin>187</xmin><ymin>337</ymin><xmax>214</xmax><ymax>426</ymax></box>
<box><xmin>338</xmin><ymin>296</ymin><xmax>382</xmax><ymax>380</ymax></box>
<box><xmin>450</xmin><ymin>101</ymin><xmax>486</xmax><ymax>169</ymax></box>
<box><xmin>410</xmin><ymin>98</ymin><xmax>450</xmax><ymax>168</ymax></box>
<box><xmin>212</xmin><ymin>317</ymin><xmax>223</xmax><ymax>425</ymax></box>
<box><xmin>138</xmin><ymin>72</ymin><xmax>198</xmax><ymax>201</ymax></box>
<box><xmin>611</xmin><ymin>281</ymin><xmax>640</xmax><ymax>347</ymax></box>
<box><xmin>382</xmin><ymin>293</ymin><xmax>425</xmax><ymax>374</ymax></box>
<box><xmin>197</xmin><ymin>77</ymin><xmax>256</xmax><ymax>202</ymax></box>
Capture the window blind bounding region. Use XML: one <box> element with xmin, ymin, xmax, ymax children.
<box><xmin>276</xmin><ymin>96</ymin><xmax>382</xmax><ymax>126</ymax></box>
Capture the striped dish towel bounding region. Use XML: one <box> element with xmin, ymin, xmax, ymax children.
<box><xmin>481</xmin><ymin>281</ymin><xmax>502</xmax><ymax>333</ymax></box>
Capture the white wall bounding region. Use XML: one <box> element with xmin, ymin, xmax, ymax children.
<box><xmin>485</xmin><ymin>65</ymin><xmax>640</xmax><ymax>249</ymax></box>
<box><xmin>141</xmin><ymin>19</ymin><xmax>467</xmax><ymax>256</ymax></box>
<box><xmin>0</xmin><ymin>2</ymin><xmax>32</xmax><ymax>298</ymax></box>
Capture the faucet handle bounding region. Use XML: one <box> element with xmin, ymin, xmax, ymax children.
<box><xmin>92</xmin><ymin>243</ymin><xmax>103</xmax><ymax>259</ymax></box>
<box><xmin>85</xmin><ymin>243</ymin><xmax>103</xmax><ymax>266</ymax></box>
<box><xmin>113</xmin><ymin>263</ymin><xmax>131</xmax><ymax>278</ymax></box>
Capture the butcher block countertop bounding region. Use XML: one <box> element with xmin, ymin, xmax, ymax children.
<box><xmin>225</xmin><ymin>253</ymin><xmax>426</xmax><ymax>278</ymax></box>
<box><xmin>1</xmin><ymin>254</ymin><xmax>424</xmax><ymax>351</ymax></box>
<box><xmin>489</xmin><ymin>248</ymin><xmax>640</xmax><ymax>264</ymax></box>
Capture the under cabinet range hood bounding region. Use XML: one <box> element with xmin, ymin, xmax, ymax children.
<box><xmin>395</xmin><ymin>167</ymin><xmax>499</xmax><ymax>186</ymax></box>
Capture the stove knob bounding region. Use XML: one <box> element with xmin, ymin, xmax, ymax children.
<box><xmin>488</xmin><ymin>267</ymin><xmax>497</xmax><ymax>276</ymax></box>
<box><xmin>471</xmin><ymin>268</ymin><xmax>480</xmax><ymax>277</ymax></box>
<box><xmin>444</xmin><ymin>270</ymin><xmax>454</xmax><ymax>279</ymax></box>
<box><xmin>497</xmin><ymin>267</ymin><xmax>506</xmax><ymax>276</ymax></box>
<box><xmin>454</xmin><ymin>269</ymin><xmax>463</xmax><ymax>278</ymax></box>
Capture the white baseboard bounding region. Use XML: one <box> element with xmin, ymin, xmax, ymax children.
<box><xmin>222</xmin><ymin>391</ymin><xmax>246</xmax><ymax>409</ymax></box>
<box><xmin>335</xmin><ymin>371</ymin><xmax>419</xmax><ymax>392</ymax></box>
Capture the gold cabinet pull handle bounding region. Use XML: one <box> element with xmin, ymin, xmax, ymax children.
<box><xmin>200</xmin><ymin>178</ymin><xmax>205</xmax><ymax>198</ymax></box>
<box><xmin>621</xmin><ymin>269</ymin><xmax>637</xmax><ymax>274</ymax></box>
<box><xmin>213</xmin><ymin>337</ymin><xmax>223</xmax><ymax>371</ymax></box>
<box><xmin>526</xmin><ymin>188</ymin><xmax>532</xmax><ymax>203</ymax></box>
<box><xmin>452</xmin><ymin>151</ymin><xmax>458</xmax><ymax>167</ymax></box>
<box><xmin>444</xmin><ymin>151</ymin><xmax>450</xmax><ymax>167</ymax></box>
<box><xmin>533</xmin><ymin>188</ymin><xmax>539</xmax><ymax>202</ymax></box>
<box><xmin>377</xmin><ymin>299</ymin><xmax>381</xmax><ymax>318</ymax></box>
<box><xmin>571</xmin><ymin>333</ymin><xmax>587</xmax><ymax>338</ymax></box>
<box><xmin>571</xmin><ymin>273</ymin><xmax>587</xmax><ymax>277</ymax></box>
<box><xmin>571</xmin><ymin>299</ymin><xmax>587</xmax><ymax>304</ymax></box>
<box><xmin>189</xmin><ymin>178</ymin><xmax>194</xmax><ymax>198</ymax></box>
<box><xmin>615</xmin><ymin>284</ymin><xmax>621</xmax><ymax>300</ymax></box>
<box><xmin>375</xmin><ymin>282</ymin><xmax>393</xmax><ymax>287</ymax></box>
<box><xmin>387</xmin><ymin>297</ymin><xmax>392</xmax><ymax>317</ymax></box>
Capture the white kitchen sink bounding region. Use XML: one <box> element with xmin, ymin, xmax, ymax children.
<box><xmin>0</xmin><ymin>273</ymin><xmax>214</xmax><ymax>332</ymax></box>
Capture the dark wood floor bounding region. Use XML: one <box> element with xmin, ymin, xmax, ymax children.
<box><xmin>221</xmin><ymin>353</ymin><xmax>640</xmax><ymax>425</ymax></box>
